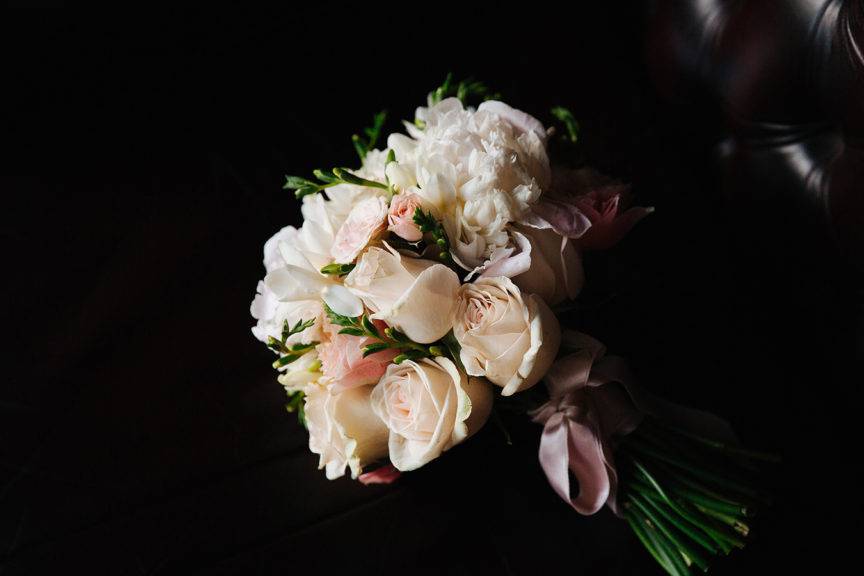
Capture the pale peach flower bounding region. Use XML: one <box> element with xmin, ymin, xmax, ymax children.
<box><xmin>387</xmin><ymin>192</ymin><xmax>424</xmax><ymax>242</ymax></box>
<box><xmin>330</xmin><ymin>196</ymin><xmax>388</xmax><ymax>264</ymax></box>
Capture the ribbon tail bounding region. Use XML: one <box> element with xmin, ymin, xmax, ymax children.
<box><xmin>537</xmin><ymin>414</ymin><xmax>611</xmax><ymax>515</ymax></box>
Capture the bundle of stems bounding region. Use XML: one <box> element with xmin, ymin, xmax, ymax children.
<box><xmin>617</xmin><ymin>417</ymin><xmax>779</xmax><ymax>576</ymax></box>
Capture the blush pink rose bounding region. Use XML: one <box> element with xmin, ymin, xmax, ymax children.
<box><xmin>331</xmin><ymin>196</ymin><xmax>389</xmax><ymax>264</ymax></box>
<box><xmin>318</xmin><ymin>319</ymin><xmax>398</xmax><ymax>392</ymax></box>
<box><xmin>358</xmin><ymin>464</ymin><xmax>402</xmax><ymax>485</ymax></box>
<box><xmin>386</xmin><ymin>192</ymin><xmax>424</xmax><ymax>242</ymax></box>
<box><xmin>573</xmin><ymin>186</ymin><xmax>654</xmax><ymax>250</ymax></box>
<box><xmin>531</xmin><ymin>168</ymin><xmax>653</xmax><ymax>251</ymax></box>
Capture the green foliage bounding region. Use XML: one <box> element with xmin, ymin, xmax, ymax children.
<box><xmin>618</xmin><ymin>417</ymin><xmax>778</xmax><ymax>576</ymax></box>
<box><xmin>550</xmin><ymin>106</ymin><xmax>580</xmax><ymax>143</ymax></box>
<box><xmin>352</xmin><ymin>110</ymin><xmax>387</xmax><ymax>161</ymax></box>
<box><xmin>428</xmin><ymin>73</ymin><xmax>500</xmax><ymax>107</ymax></box>
<box><xmin>319</xmin><ymin>262</ymin><xmax>356</xmax><ymax>276</ymax></box>
<box><xmin>322</xmin><ymin>304</ymin><xmax>450</xmax><ymax>364</ymax></box>
<box><xmin>412</xmin><ymin>207</ymin><xmax>452</xmax><ymax>262</ymax></box>
<box><xmin>283</xmin><ymin>167</ymin><xmax>387</xmax><ymax>199</ymax></box>
<box><xmin>265</xmin><ymin>318</ymin><xmax>318</xmax><ymax>369</ymax></box>
<box><xmin>285</xmin><ymin>390</ymin><xmax>307</xmax><ymax>428</ymax></box>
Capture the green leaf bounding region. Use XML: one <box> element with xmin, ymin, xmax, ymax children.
<box><xmin>362</xmin><ymin>342</ymin><xmax>390</xmax><ymax>357</ymax></box>
<box><xmin>338</xmin><ymin>327</ymin><xmax>366</xmax><ymax>337</ymax></box>
<box><xmin>384</xmin><ymin>327</ymin><xmax>409</xmax><ymax>342</ymax></box>
<box><xmin>284</xmin><ymin>317</ymin><xmax>315</xmax><ymax>339</ymax></box>
<box><xmin>320</xmin><ymin>262</ymin><xmax>355</xmax><ymax>276</ymax></box>
<box><xmin>550</xmin><ymin>106</ymin><xmax>580</xmax><ymax>143</ymax></box>
<box><xmin>429</xmin><ymin>73</ymin><xmax>498</xmax><ymax>106</ymax></box>
<box><xmin>283</xmin><ymin>175</ymin><xmax>316</xmax><ymax>189</ymax></box>
<box><xmin>323</xmin><ymin>303</ymin><xmax>360</xmax><ymax>327</ymax></box>
<box><xmin>361</xmin><ymin>315</ymin><xmax>380</xmax><ymax>338</ymax></box>
<box><xmin>312</xmin><ymin>168</ymin><xmax>340</xmax><ymax>183</ymax></box>
<box><xmin>332</xmin><ymin>167</ymin><xmax>388</xmax><ymax>190</ymax></box>
<box><xmin>273</xmin><ymin>354</ymin><xmax>300</xmax><ymax>368</ymax></box>
<box><xmin>442</xmin><ymin>330</ymin><xmax>465</xmax><ymax>373</ymax></box>
<box><xmin>352</xmin><ymin>110</ymin><xmax>388</xmax><ymax>161</ymax></box>
<box><xmin>287</xmin><ymin>342</ymin><xmax>318</xmax><ymax>354</ymax></box>
<box><xmin>411</xmin><ymin>208</ymin><xmax>451</xmax><ymax>262</ymax></box>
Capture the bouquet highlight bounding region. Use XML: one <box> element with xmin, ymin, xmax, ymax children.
<box><xmin>249</xmin><ymin>76</ymin><xmax>776</xmax><ymax>575</ymax></box>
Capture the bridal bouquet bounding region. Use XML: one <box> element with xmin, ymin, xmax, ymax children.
<box><xmin>250</xmin><ymin>77</ymin><xmax>776</xmax><ymax>576</ymax></box>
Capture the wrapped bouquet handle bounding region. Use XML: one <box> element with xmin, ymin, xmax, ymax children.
<box><xmin>532</xmin><ymin>332</ymin><xmax>777</xmax><ymax>575</ymax></box>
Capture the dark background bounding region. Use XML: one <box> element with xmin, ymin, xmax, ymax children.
<box><xmin>3</xmin><ymin>2</ymin><xmax>862</xmax><ymax>575</ymax></box>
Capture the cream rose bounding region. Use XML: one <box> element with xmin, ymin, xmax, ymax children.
<box><xmin>305</xmin><ymin>383</ymin><xmax>389</xmax><ymax>480</ymax></box>
<box><xmin>343</xmin><ymin>245</ymin><xmax>459</xmax><ymax>344</ymax></box>
<box><xmin>330</xmin><ymin>196</ymin><xmax>388</xmax><ymax>264</ymax></box>
<box><xmin>370</xmin><ymin>357</ymin><xmax>493</xmax><ymax>471</ymax></box>
<box><xmin>454</xmin><ymin>276</ymin><xmax>561</xmax><ymax>396</ymax></box>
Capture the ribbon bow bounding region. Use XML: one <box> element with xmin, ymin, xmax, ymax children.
<box><xmin>530</xmin><ymin>331</ymin><xmax>738</xmax><ymax>516</ymax></box>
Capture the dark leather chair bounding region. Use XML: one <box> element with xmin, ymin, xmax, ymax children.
<box><xmin>648</xmin><ymin>0</ymin><xmax>863</xmax><ymax>257</ymax></box>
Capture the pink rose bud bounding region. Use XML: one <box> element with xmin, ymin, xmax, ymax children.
<box><xmin>318</xmin><ymin>318</ymin><xmax>398</xmax><ymax>392</ymax></box>
<box><xmin>358</xmin><ymin>464</ymin><xmax>402</xmax><ymax>485</ymax></box>
<box><xmin>387</xmin><ymin>193</ymin><xmax>424</xmax><ymax>242</ymax></box>
<box><xmin>574</xmin><ymin>186</ymin><xmax>654</xmax><ymax>250</ymax></box>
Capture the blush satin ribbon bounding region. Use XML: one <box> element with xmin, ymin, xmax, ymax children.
<box><xmin>529</xmin><ymin>331</ymin><xmax>738</xmax><ymax>517</ymax></box>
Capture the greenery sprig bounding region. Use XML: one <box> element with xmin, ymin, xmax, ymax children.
<box><xmin>320</xmin><ymin>263</ymin><xmax>356</xmax><ymax>276</ymax></box>
<box><xmin>283</xmin><ymin>167</ymin><xmax>388</xmax><ymax>199</ymax></box>
<box><xmin>412</xmin><ymin>207</ymin><xmax>452</xmax><ymax>263</ymax></box>
<box><xmin>352</xmin><ymin>110</ymin><xmax>387</xmax><ymax>162</ymax></box>
<box><xmin>429</xmin><ymin>73</ymin><xmax>500</xmax><ymax>107</ymax></box>
<box><xmin>266</xmin><ymin>318</ymin><xmax>318</xmax><ymax>369</ymax></box>
<box><xmin>285</xmin><ymin>390</ymin><xmax>307</xmax><ymax>429</ymax></box>
<box><xmin>324</xmin><ymin>304</ymin><xmax>446</xmax><ymax>364</ymax></box>
<box><xmin>550</xmin><ymin>105</ymin><xmax>580</xmax><ymax>144</ymax></box>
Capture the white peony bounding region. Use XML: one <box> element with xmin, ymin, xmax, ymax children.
<box><xmin>386</xmin><ymin>98</ymin><xmax>550</xmax><ymax>270</ymax></box>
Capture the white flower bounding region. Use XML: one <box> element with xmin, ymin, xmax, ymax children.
<box><xmin>251</xmin><ymin>226</ymin><xmax>328</xmax><ymax>344</ymax></box>
<box><xmin>330</xmin><ymin>196</ymin><xmax>388</xmax><ymax>264</ymax></box>
<box><xmin>343</xmin><ymin>245</ymin><xmax>460</xmax><ymax>344</ymax></box>
<box><xmin>386</xmin><ymin>98</ymin><xmax>551</xmax><ymax>269</ymax></box>
<box><xmin>305</xmin><ymin>383</ymin><xmax>389</xmax><ymax>479</ymax></box>
<box><xmin>370</xmin><ymin>357</ymin><xmax>493</xmax><ymax>471</ymax></box>
<box><xmin>277</xmin><ymin>350</ymin><xmax>321</xmax><ymax>393</ymax></box>
<box><xmin>454</xmin><ymin>276</ymin><xmax>561</xmax><ymax>396</ymax></box>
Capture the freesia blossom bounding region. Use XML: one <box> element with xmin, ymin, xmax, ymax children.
<box><xmin>454</xmin><ymin>276</ymin><xmax>561</xmax><ymax>396</ymax></box>
<box><xmin>277</xmin><ymin>350</ymin><xmax>321</xmax><ymax>393</ymax></box>
<box><xmin>251</xmin><ymin>226</ymin><xmax>327</xmax><ymax>344</ymax></box>
<box><xmin>343</xmin><ymin>245</ymin><xmax>460</xmax><ymax>344</ymax></box>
